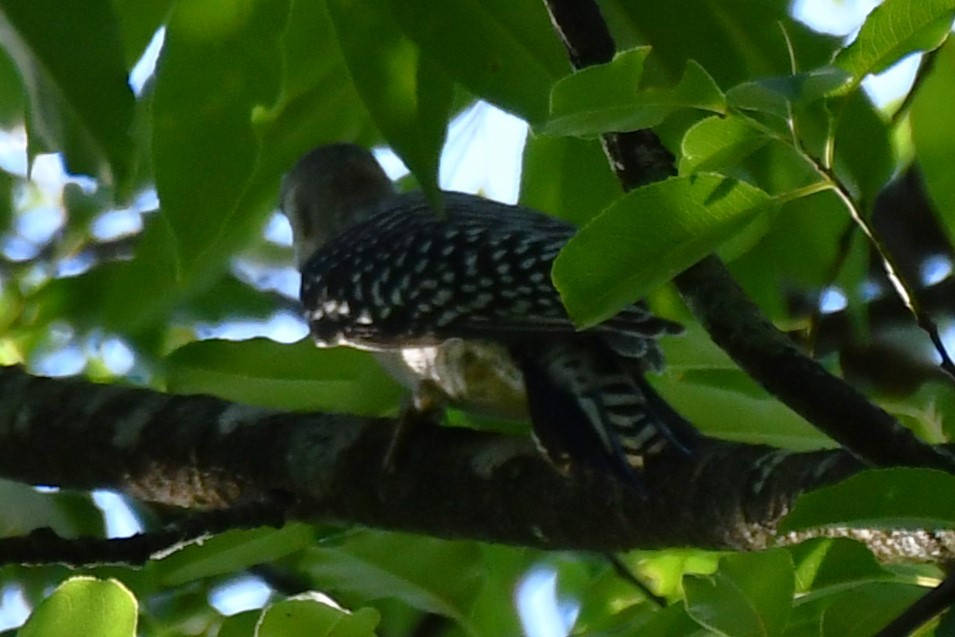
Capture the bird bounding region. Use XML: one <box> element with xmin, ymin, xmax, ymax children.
<box><xmin>280</xmin><ymin>143</ymin><xmax>697</xmax><ymax>484</ymax></box>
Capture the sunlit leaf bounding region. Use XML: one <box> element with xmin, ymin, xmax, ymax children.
<box><xmin>165</xmin><ymin>338</ymin><xmax>404</xmax><ymax>415</ymax></box>
<box><xmin>154</xmin><ymin>524</ymin><xmax>315</xmax><ymax>586</ymax></box>
<box><xmin>834</xmin><ymin>0</ymin><xmax>955</xmax><ymax>86</ymax></box>
<box><xmin>781</xmin><ymin>468</ymin><xmax>955</xmax><ymax>532</ymax></box>
<box><xmin>553</xmin><ymin>174</ymin><xmax>771</xmax><ymax>328</ymax></box>
<box><xmin>19</xmin><ymin>577</ymin><xmax>137</xmax><ymax>637</ymax></box>
<box><xmin>680</xmin><ymin>114</ymin><xmax>770</xmax><ymax>174</ymax></box>
<box><xmin>546</xmin><ymin>50</ymin><xmax>725</xmax><ymax>137</ymax></box>
<box><xmin>259</xmin><ymin>598</ymin><xmax>379</xmax><ymax>637</ymax></box>
<box><xmin>787</xmin><ymin>538</ymin><xmax>890</xmax><ymax>595</ymax></box>
<box><xmin>250</xmin><ymin>0</ymin><xmax>383</xmax><ymax>224</ymax></box>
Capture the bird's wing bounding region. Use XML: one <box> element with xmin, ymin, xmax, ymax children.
<box><xmin>300</xmin><ymin>191</ymin><xmax>679</xmax><ymax>360</ymax></box>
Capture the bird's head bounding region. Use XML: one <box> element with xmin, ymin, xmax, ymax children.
<box><xmin>280</xmin><ymin>144</ymin><xmax>395</xmax><ymax>268</ymax></box>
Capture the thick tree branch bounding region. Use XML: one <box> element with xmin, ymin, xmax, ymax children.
<box><xmin>540</xmin><ymin>0</ymin><xmax>955</xmax><ymax>473</ymax></box>
<box><xmin>1</xmin><ymin>366</ymin><xmax>953</xmax><ymax>562</ymax></box>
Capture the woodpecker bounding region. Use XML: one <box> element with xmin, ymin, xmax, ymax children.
<box><xmin>281</xmin><ymin>143</ymin><xmax>697</xmax><ymax>482</ymax></box>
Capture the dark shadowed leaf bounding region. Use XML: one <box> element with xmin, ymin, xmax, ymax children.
<box><xmin>216</xmin><ymin>610</ymin><xmax>261</xmax><ymax>637</ymax></box>
<box><xmin>727</xmin><ymin>67</ymin><xmax>852</xmax><ymax>117</ymax></box>
<box><xmin>600</xmin><ymin>1</ymin><xmax>839</xmax><ymax>88</ymax></box>
<box><xmin>0</xmin><ymin>46</ymin><xmax>24</xmax><ymax>127</ymax></box>
<box><xmin>110</xmin><ymin>0</ymin><xmax>172</xmax><ymax>67</ymax></box>
<box><xmin>302</xmin><ymin>531</ymin><xmax>487</xmax><ymax>629</ymax></box>
<box><xmin>680</xmin><ymin>114</ymin><xmax>771</xmax><ymax>174</ymax></box>
<box><xmin>819</xmin><ymin>582</ymin><xmax>926</xmax><ymax>637</ymax></box>
<box><xmin>326</xmin><ymin>1</ymin><xmax>450</xmax><ymax>207</ymax></box>
<box><xmin>912</xmin><ymin>39</ymin><xmax>955</xmax><ymax>247</ymax></box>
<box><xmin>0</xmin><ymin>0</ymin><xmax>134</xmax><ymax>187</ymax></box>
<box><xmin>388</xmin><ymin>0</ymin><xmax>566</xmax><ymax>123</ymax></box>
<box><xmin>152</xmin><ymin>0</ymin><xmax>287</xmax><ymax>277</ymax></box>
<box><xmin>684</xmin><ymin>549</ymin><xmax>793</xmax><ymax>637</ymax></box>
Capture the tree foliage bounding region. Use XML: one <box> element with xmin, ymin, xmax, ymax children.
<box><xmin>1</xmin><ymin>0</ymin><xmax>955</xmax><ymax>635</ymax></box>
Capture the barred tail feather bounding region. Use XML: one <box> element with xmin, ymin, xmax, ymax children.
<box><xmin>516</xmin><ymin>339</ymin><xmax>697</xmax><ymax>487</ymax></box>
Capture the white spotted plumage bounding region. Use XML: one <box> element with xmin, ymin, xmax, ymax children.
<box><xmin>282</xmin><ymin>143</ymin><xmax>695</xmax><ymax>485</ymax></box>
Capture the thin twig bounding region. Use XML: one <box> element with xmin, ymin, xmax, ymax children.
<box><xmin>820</xmin><ymin>167</ymin><xmax>955</xmax><ymax>382</ymax></box>
<box><xmin>784</xmin><ymin>100</ymin><xmax>955</xmax><ymax>383</ymax></box>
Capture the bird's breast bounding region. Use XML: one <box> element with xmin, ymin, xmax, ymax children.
<box><xmin>374</xmin><ymin>338</ymin><xmax>528</xmax><ymax>420</ymax></box>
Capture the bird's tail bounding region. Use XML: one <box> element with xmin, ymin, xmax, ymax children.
<box><xmin>517</xmin><ymin>338</ymin><xmax>698</xmax><ymax>486</ymax></box>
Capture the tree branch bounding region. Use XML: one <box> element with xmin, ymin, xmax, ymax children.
<box><xmin>1</xmin><ymin>366</ymin><xmax>953</xmax><ymax>562</ymax></box>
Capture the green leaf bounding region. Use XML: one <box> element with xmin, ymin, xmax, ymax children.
<box><xmin>830</xmin><ymin>92</ymin><xmax>894</xmax><ymax>205</ymax></box>
<box><xmin>249</xmin><ymin>0</ymin><xmax>383</xmax><ymax>234</ymax></box>
<box><xmin>553</xmin><ymin>174</ymin><xmax>771</xmax><ymax>328</ymax></box>
<box><xmin>782</xmin><ymin>468</ymin><xmax>955</xmax><ymax>532</ymax></box>
<box><xmin>20</xmin><ymin>577</ymin><xmax>138</xmax><ymax>637</ymax></box>
<box><xmin>912</xmin><ymin>39</ymin><xmax>955</xmax><ymax>248</ymax></box>
<box><xmin>101</xmin><ymin>210</ymin><xmax>180</xmax><ymax>333</ymax></box>
<box><xmin>389</xmin><ymin>0</ymin><xmax>565</xmax><ymax>124</ymax></box>
<box><xmin>0</xmin><ymin>479</ymin><xmax>104</xmax><ymax>538</ymax></box>
<box><xmin>259</xmin><ymin>598</ymin><xmax>379</xmax><ymax>637</ymax></box>
<box><xmin>684</xmin><ymin>550</ymin><xmax>793</xmax><ymax>637</ymax></box>
<box><xmin>461</xmin><ymin>545</ymin><xmax>532</xmax><ymax>636</ymax></box>
<box><xmin>0</xmin><ymin>0</ymin><xmax>134</xmax><ymax>187</ymax></box>
<box><xmin>325</xmin><ymin>1</ymin><xmax>450</xmax><ymax>208</ymax></box>
<box><xmin>727</xmin><ymin>189</ymin><xmax>856</xmax><ymax>321</ymax></box>
<box><xmin>217</xmin><ymin>609</ymin><xmax>261</xmax><ymax>637</ymax></box>
<box><xmin>110</xmin><ymin>0</ymin><xmax>172</xmax><ymax>67</ymax></box>
<box><xmin>152</xmin><ymin>0</ymin><xmax>288</xmax><ymax>277</ymax></box>
<box><xmin>165</xmin><ymin>338</ymin><xmax>404</xmax><ymax>416</ymax></box>
<box><xmin>726</xmin><ymin>67</ymin><xmax>852</xmax><ymax>118</ymax></box>
<box><xmin>302</xmin><ymin>532</ymin><xmax>484</xmax><ymax>627</ymax></box>
<box><xmin>153</xmin><ymin>524</ymin><xmax>314</xmax><ymax>586</ymax></box>
<box><xmin>787</xmin><ymin>538</ymin><xmax>890</xmax><ymax>595</ymax></box>
<box><xmin>545</xmin><ymin>50</ymin><xmax>726</xmax><ymax>137</ymax></box>
<box><xmin>655</xmin><ymin>332</ymin><xmax>832</xmax><ymax>450</ymax></box>
<box><xmin>601</xmin><ymin>2</ymin><xmax>839</xmax><ymax>88</ymax></box>
<box><xmin>519</xmin><ymin>135</ymin><xmax>622</xmax><ymax>226</ymax></box>
<box><xmin>680</xmin><ymin>114</ymin><xmax>770</xmax><ymax>174</ymax></box>
<box><xmin>820</xmin><ymin>582</ymin><xmax>926</xmax><ymax>637</ymax></box>
<box><xmin>653</xmin><ymin>369</ymin><xmax>832</xmax><ymax>451</ymax></box>
<box><xmin>0</xmin><ymin>46</ymin><xmax>24</xmax><ymax>127</ymax></box>
<box><xmin>834</xmin><ymin>0</ymin><xmax>955</xmax><ymax>86</ymax></box>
